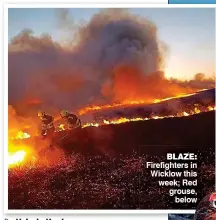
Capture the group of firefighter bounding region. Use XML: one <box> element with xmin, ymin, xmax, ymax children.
<box><xmin>37</xmin><ymin>110</ymin><xmax>81</xmax><ymax>138</ymax></box>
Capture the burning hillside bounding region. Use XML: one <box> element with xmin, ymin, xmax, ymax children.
<box><xmin>8</xmin><ymin>88</ymin><xmax>215</xmax><ymax>169</ymax></box>
<box><xmin>8</xmin><ymin>109</ymin><xmax>215</xmax><ymax>210</ymax></box>
<box><xmin>7</xmin><ymin>8</ymin><xmax>215</xmax><ymax>211</ymax></box>
<box><xmin>8</xmin><ymin>9</ymin><xmax>215</xmax><ymax>168</ymax></box>
<box><xmin>78</xmin><ymin>88</ymin><xmax>212</xmax><ymax>116</ymax></box>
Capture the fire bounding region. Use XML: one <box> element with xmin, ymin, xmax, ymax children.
<box><xmin>104</xmin><ymin>117</ymin><xmax>144</xmax><ymax>125</ymax></box>
<box><xmin>82</xmin><ymin>105</ymin><xmax>215</xmax><ymax>128</ymax></box>
<box><xmin>79</xmin><ymin>103</ymin><xmax>124</xmax><ymax>115</ymax></box>
<box><xmin>208</xmin><ymin>106</ymin><xmax>215</xmax><ymax>111</ymax></box>
<box><xmin>153</xmin><ymin>92</ymin><xmax>196</xmax><ymax>103</ymax></box>
<box><xmin>8</xmin><ymin>131</ymin><xmax>31</xmax><ymax>167</ymax></box>
<box><xmin>183</xmin><ymin>112</ymin><xmax>189</xmax><ymax>116</ymax></box>
<box><xmin>82</xmin><ymin>123</ymin><xmax>99</xmax><ymax>128</ymax></box>
<box><xmin>78</xmin><ymin>91</ymin><xmax>199</xmax><ymax>115</ymax></box>
<box><xmin>51</xmin><ymin>103</ymin><xmax>216</xmax><ymax>131</ymax></box>
<box><xmin>14</xmin><ymin>131</ymin><xmax>31</xmax><ymax>140</ymax></box>
<box><xmin>194</xmin><ymin>107</ymin><xmax>201</xmax><ymax>114</ymax></box>
<box><xmin>8</xmin><ymin>150</ymin><xmax>26</xmax><ymax>167</ymax></box>
<box><xmin>59</xmin><ymin>124</ymin><xmax>65</xmax><ymax>131</ymax></box>
<box><xmin>55</xmin><ymin>124</ymin><xmax>66</xmax><ymax>132</ymax></box>
<box><xmin>7</xmin><ymin>102</ymin><xmax>215</xmax><ymax>168</ymax></box>
<box><xmin>8</xmin><ymin>132</ymin><xmax>35</xmax><ymax>168</ymax></box>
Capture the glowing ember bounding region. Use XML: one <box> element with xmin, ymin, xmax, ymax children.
<box><xmin>194</xmin><ymin>107</ymin><xmax>201</xmax><ymax>114</ymax></box>
<box><xmin>8</xmin><ymin>150</ymin><xmax>26</xmax><ymax>167</ymax></box>
<box><xmin>82</xmin><ymin>123</ymin><xmax>99</xmax><ymax>128</ymax></box>
<box><xmin>152</xmin><ymin>116</ymin><xmax>164</xmax><ymax>119</ymax></box>
<box><xmin>57</xmin><ymin>124</ymin><xmax>65</xmax><ymax>131</ymax></box>
<box><xmin>59</xmin><ymin>124</ymin><xmax>65</xmax><ymax>130</ymax></box>
<box><xmin>208</xmin><ymin>106</ymin><xmax>215</xmax><ymax>111</ymax></box>
<box><xmin>183</xmin><ymin>112</ymin><xmax>190</xmax><ymax>116</ymax></box>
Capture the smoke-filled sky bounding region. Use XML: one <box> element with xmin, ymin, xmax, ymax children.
<box><xmin>8</xmin><ymin>8</ymin><xmax>215</xmax><ymax>115</ymax></box>
<box><xmin>9</xmin><ymin>8</ymin><xmax>215</xmax><ymax>80</ymax></box>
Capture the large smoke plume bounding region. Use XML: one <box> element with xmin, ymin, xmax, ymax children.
<box><xmin>9</xmin><ymin>9</ymin><xmax>214</xmax><ymax>120</ymax></box>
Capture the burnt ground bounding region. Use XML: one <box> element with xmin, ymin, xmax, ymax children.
<box><xmin>8</xmin><ymin>111</ymin><xmax>215</xmax><ymax>210</ymax></box>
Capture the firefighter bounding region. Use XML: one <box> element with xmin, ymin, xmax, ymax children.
<box><xmin>37</xmin><ymin>111</ymin><xmax>55</xmax><ymax>137</ymax></box>
<box><xmin>60</xmin><ymin>110</ymin><xmax>81</xmax><ymax>130</ymax></box>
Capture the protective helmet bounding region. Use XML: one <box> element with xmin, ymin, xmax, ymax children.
<box><xmin>60</xmin><ymin>110</ymin><xmax>69</xmax><ymax>118</ymax></box>
<box><xmin>38</xmin><ymin>111</ymin><xmax>45</xmax><ymax>117</ymax></box>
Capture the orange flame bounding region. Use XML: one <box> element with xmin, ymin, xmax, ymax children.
<box><xmin>82</xmin><ymin>105</ymin><xmax>215</xmax><ymax>128</ymax></box>
<box><xmin>59</xmin><ymin>124</ymin><xmax>65</xmax><ymax>130</ymax></box>
<box><xmin>8</xmin><ymin>131</ymin><xmax>34</xmax><ymax>168</ymax></box>
<box><xmin>8</xmin><ymin>150</ymin><xmax>26</xmax><ymax>168</ymax></box>
<box><xmin>13</xmin><ymin>131</ymin><xmax>31</xmax><ymax>140</ymax></box>
<box><xmin>8</xmin><ymin>94</ymin><xmax>215</xmax><ymax>169</ymax></box>
<box><xmin>78</xmin><ymin>91</ymin><xmax>199</xmax><ymax>115</ymax></box>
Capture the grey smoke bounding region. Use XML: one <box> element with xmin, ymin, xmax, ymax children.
<box><xmin>8</xmin><ymin>9</ymin><xmax>213</xmax><ymax>116</ymax></box>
